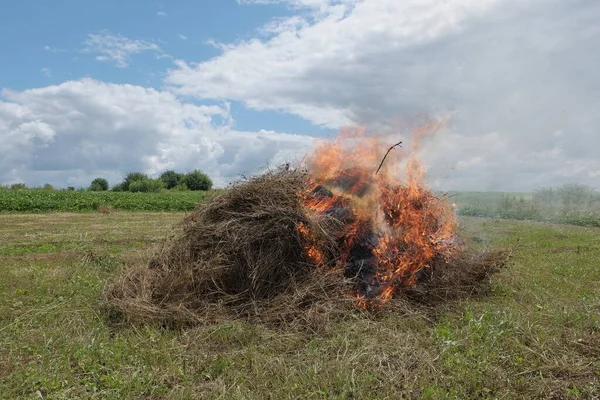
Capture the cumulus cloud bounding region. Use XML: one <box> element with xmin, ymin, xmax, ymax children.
<box><xmin>0</xmin><ymin>79</ymin><xmax>314</xmax><ymax>188</ymax></box>
<box><xmin>82</xmin><ymin>33</ymin><xmax>166</xmax><ymax>68</ymax></box>
<box><xmin>167</xmin><ymin>0</ymin><xmax>600</xmax><ymax>190</ymax></box>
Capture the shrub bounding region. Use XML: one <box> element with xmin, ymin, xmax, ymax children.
<box><xmin>120</xmin><ymin>172</ymin><xmax>149</xmax><ymax>192</ymax></box>
<box><xmin>558</xmin><ymin>183</ymin><xmax>596</xmax><ymax>207</ymax></box>
<box><xmin>111</xmin><ymin>183</ymin><xmax>125</xmax><ymax>192</ymax></box>
<box><xmin>159</xmin><ymin>170</ymin><xmax>183</xmax><ymax>190</ymax></box>
<box><xmin>129</xmin><ymin>178</ymin><xmax>164</xmax><ymax>193</ymax></box>
<box><xmin>89</xmin><ymin>178</ymin><xmax>109</xmax><ymax>192</ymax></box>
<box><xmin>171</xmin><ymin>182</ymin><xmax>189</xmax><ymax>191</ymax></box>
<box><xmin>183</xmin><ymin>170</ymin><xmax>213</xmax><ymax>191</ymax></box>
<box><xmin>534</xmin><ymin>187</ymin><xmax>556</xmax><ymax>205</ymax></box>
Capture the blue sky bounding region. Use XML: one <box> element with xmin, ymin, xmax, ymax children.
<box><xmin>0</xmin><ymin>0</ymin><xmax>329</xmax><ymax>135</ymax></box>
<box><xmin>1</xmin><ymin>0</ymin><xmax>599</xmax><ymax>190</ymax></box>
<box><xmin>0</xmin><ymin>0</ymin><xmax>280</xmax><ymax>89</ymax></box>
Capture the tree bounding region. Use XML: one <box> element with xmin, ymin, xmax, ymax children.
<box><xmin>558</xmin><ymin>183</ymin><xmax>596</xmax><ymax>206</ymax></box>
<box><xmin>89</xmin><ymin>178</ymin><xmax>109</xmax><ymax>191</ymax></box>
<box><xmin>129</xmin><ymin>178</ymin><xmax>164</xmax><ymax>193</ymax></box>
<box><xmin>159</xmin><ymin>170</ymin><xmax>183</xmax><ymax>189</ymax></box>
<box><xmin>42</xmin><ymin>183</ymin><xmax>55</xmax><ymax>191</ymax></box>
<box><xmin>533</xmin><ymin>187</ymin><xmax>556</xmax><ymax>205</ymax></box>
<box><xmin>10</xmin><ymin>183</ymin><xmax>27</xmax><ymax>190</ymax></box>
<box><xmin>111</xmin><ymin>183</ymin><xmax>125</xmax><ymax>192</ymax></box>
<box><xmin>183</xmin><ymin>170</ymin><xmax>213</xmax><ymax>191</ymax></box>
<box><xmin>120</xmin><ymin>172</ymin><xmax>148</xmax><ymax>191</ymax></box>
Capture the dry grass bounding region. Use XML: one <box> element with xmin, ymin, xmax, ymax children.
<box><xmin>106</xmin><ymin>170</ymin><xmax>509</xmax><ymax>329</ymax></box>
<box><xmin>405</xmin><ymin>249</ymin><xmax>511</xmax><ymax>305</ymax></box>
<box><xmin>98</xmin><ymin>205</ymin><xmax>114</xmax><ymax>214</ymax></box>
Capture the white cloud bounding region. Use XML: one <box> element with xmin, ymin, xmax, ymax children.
<box><xmin>237</xmin><ymin>0</ymin><xmax>359</xmax><ymax>13</ymax></box>
<box><xmin>157</xmin><ymin>11</ymin><xmax>168</xmax><ymax>17</ymax></box>
<box><xmin>166</xmin><ymin>0</ymin><xmax>600</xmax><ymax>190</ymax></box>
<box><xmin>0</xmin><ymin>79</ymin><xmax>315</xmax><ymax>188</ymax></box>
<box><xmin>82</xmin><ymin>33</ymin><xmax>165</xmax><ymax>68</ymax></box>
<box><xmin>43</xmin><ymin>45</ymin><xmax>67</xmax><ymax>53</ymax></box>
<box><xmin>167</xmin><ymin>0</ymin><xmax>501</xmax><ymax>127</ymax></box>
<box><xmin>177</xmin><ymin>33</ymin><xmax>188</xmax><ymax>40</ymax></box>
<box><xmin>41</xmin><ymin>68</ymin><xmax>51</xmax><ymax>77</ymax></box>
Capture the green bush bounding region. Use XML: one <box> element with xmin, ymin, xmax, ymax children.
<box><xmin>159</xmin><ymin>170</ymin><xmax>183</xmax><ymax>190</ymax></box>
<box><xmin>171</xmin><ymin>182</ymin><xmax>189</xmax><ymax>191</ymax></box>
<box><xmin>10</xmin><ymin>183</ymin><xmax>27</xmax><ymax>190</ymax></box>
<box><xmin>183</xmin><ymin>170</ymin><xmax>213</xmax><ymax>191</ymax></box>
<box><xmin>89</xmin><ymin>178</ymin><xmax>109</xmax><ymax>191</ymax></box>
<box><xmin>129</xmin><ymin>178</ymin><xmax>164</xmax><ymax>193</ymax></box>
<box><xmin>120</xmin><ymin>172</ymin><xmax>149</xmax><ymax>191</ymax></box>
<box><xmin>111</xmin><ymin>183</ymin><xmax>125</xmax><ymax>192</ymax></box>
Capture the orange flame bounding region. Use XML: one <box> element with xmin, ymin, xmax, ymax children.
<box><xmin>296</xmin><ymin>222</ymin><xmax>325</xmax><ymax>266</ymax></box>
<box><xmin>299</xmin><ymin>123</ymin><xmax>458</xmax><ymax>309</ymax></box>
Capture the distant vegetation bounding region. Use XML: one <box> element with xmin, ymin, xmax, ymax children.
<box><xmin>2</xmin><ymin>176</ymin><xmax>599</xmax><ymax>227</ymax></box>
<box><xmin>452</xmin><ymin>183</ymin><xmax>600</xmax><ymax>227</ymax></box>
<box><xmin>0</xmin><ymin>169</ymin><xmax>216</xmax><ymax>213</ymax></box>
<box><xmin>0</xmin><ymin>190</ymin><xmax>218</xmax><ymax>213</ymax></box>
<box><xmin>1</xmin><ymin>169</ymin><xmax>212</xmax><ymax>193</ymax></box>
<box><xmin>89</xmin><ymin>178</ymin><xmax>109</xmax><ymax>192</ymax></box>
<box><xmin>111</xmin><ymin>169</ymin><xmax>213</xmax><ymax>193</ymax></box>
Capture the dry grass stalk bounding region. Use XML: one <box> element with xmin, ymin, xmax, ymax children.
<box><xmin>98</xmin><ymin>205</ymin><xmax>113</xmax><ymax>214</ymax></box>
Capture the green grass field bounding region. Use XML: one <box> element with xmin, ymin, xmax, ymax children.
<box><xmin>1</xmin><ymin>212</ymin><xmax>599</xmax><ymax>399</ymax></box>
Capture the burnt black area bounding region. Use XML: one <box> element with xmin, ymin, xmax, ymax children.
<box><xmin>310</xmin><ymin>183</ymin><xmax>382</xmax><ymax>298</ymax></box>
<box><xmin>325</xmin><ymin>168</ymin><xmax>372</xmax><ymax>197</ymax></box>
<box><xmin>311</xmin><ymin>185</ymin><xmax>355</xmax><ymax>224</ymax></box>
<box><xmin>311</xmin><ymin>185</ymin><xmax>333</xmax><ymax>198</ymax></box>
<box><xmin>342</xmin><ymin>224</ymin><xmax>381</xmax><ymax>298</ymax></box>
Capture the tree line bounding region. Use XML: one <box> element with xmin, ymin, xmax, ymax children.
<box><xmin>2</xmin><ymin>169</ymin><xmax>213</xmax><ymax>193</ymax></box>
<box><xmin>92</xmin><ymin>170</ymin><xmax>213</xmax><ymax>193</ymax></box>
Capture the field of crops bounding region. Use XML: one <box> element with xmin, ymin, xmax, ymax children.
<box><xmin>0</xmin><ymin>189</ymin><xmax>217</xmax><ymax>213</ymax></box>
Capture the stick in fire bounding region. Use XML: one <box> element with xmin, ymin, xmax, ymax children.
<box><xmin>374</xmin><ymin>141</ymin><xmax>403</xmax><ymax>175</ymax></box>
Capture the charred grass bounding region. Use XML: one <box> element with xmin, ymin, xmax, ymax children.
<box><xmin>0</xmin><ymin>213</ymin><xmax>599</xmax><ymax>399</ymax></box>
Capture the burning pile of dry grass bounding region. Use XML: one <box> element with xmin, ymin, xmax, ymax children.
<box><xmin>105</xmin><ymin>169</ymin><xmax>509</xmax><ymax>328</ymax></box>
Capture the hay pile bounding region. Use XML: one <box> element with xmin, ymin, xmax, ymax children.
<box><xmin>105</xmin><ymin>170</ymin><xmax>509</xmax><ymax>327</ymax></box>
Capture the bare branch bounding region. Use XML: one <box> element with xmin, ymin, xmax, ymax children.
<box><xmin>375</xmin><ymin>141</ymin><xmax>403</xmax><ymax>175</ymax></box>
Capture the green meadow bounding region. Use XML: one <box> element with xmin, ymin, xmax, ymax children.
<box><xmin>1</xmin><ymin>212</ymin><xmax>598</xmax><ymax>399</ymax></box>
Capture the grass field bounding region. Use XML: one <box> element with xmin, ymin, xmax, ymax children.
<box><xmin>1</xmin><ymin>212</ymin><xmax>599</xmax><ymax>399</ymax></box>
